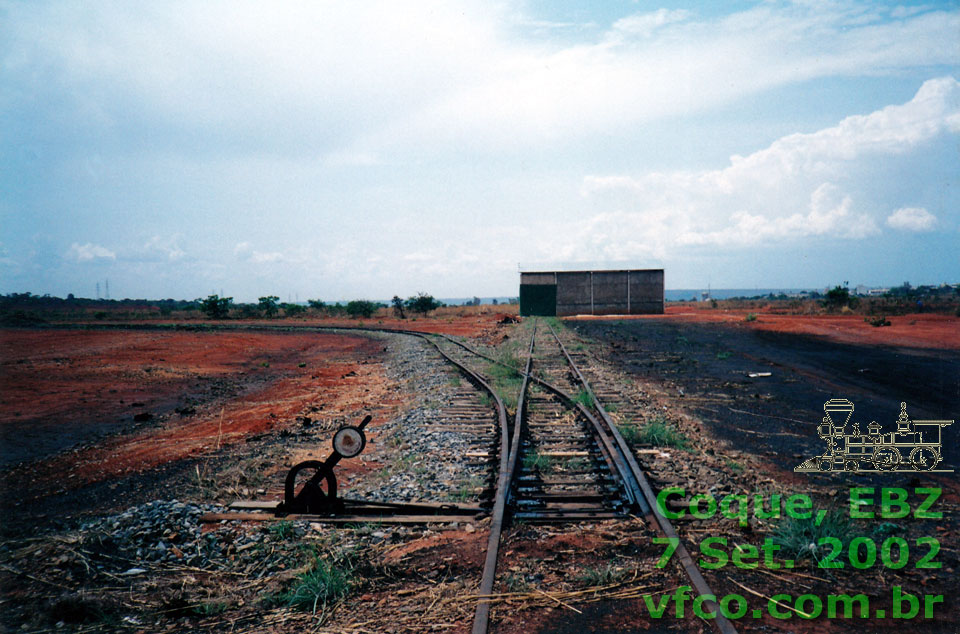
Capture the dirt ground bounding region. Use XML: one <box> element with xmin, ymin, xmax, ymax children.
<box><xmin>570</xmin><ymin>306</ymin><xmax>960</xmax><ymax>350</ymax></box>
<box><xmin>570</xmin><ymin>312</ymin><xmax>960</xmax><ymax>633</ymax></box>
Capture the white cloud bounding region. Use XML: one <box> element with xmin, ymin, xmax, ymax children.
<box><xmin>4</xmin><ymin>2</ymin><xmax>958</xmax><ymax>157</ymax></box>
<box><xmin>66</xmin><ymin>242</ymin><xmax>116</xmax><ymax>262</ymax></box>
<box><xmin>233</xmin><ymin>241</ymin><xmax>300</xmax><ymax>265</ymax></box>
<box><xmin>887</xmin><ymin>207</ymin><xmax>938</xmax><ymax>231</ymax></box>
<box><xmin>574</xmin><ymin>77</ymin><xmax>958</xmax><ymax>256</ymax></box>
<box><xmin>143</xmin><ymin>235</ymin><xmax>185</xmax><ymax>260</ymax></box>
<box><xmin>609</xmin><ymin>9</ymin><xmax>692</xmax><ymax>39</ymax></box>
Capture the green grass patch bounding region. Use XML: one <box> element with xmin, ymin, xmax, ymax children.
<box><xmin>192</xmin><ymin>601</ymin><xmax>229</xmax><ymax>616</ymax></box>
<box><xmin>504</xmin><ymin>573</ymin><xmax>531</xmax><ymax>592</ymax></box>
<box><xmin>771</xmin><ymin>509</ymin><xmax>856</xmax><ymax>564</ymax></box>
<box><xmin>277</xmin><ymin>554</ymin><xmax>353</xmax><ymax>614</ymax></box>
<box><xmin>522</xmin><ymin>450</ymin><xmax>554</xmax><ymax>472</ymax></box>
<box><xmin>577</xmin><ymin>564</ymin><xmax>628</xmax><ymax>586</ymax></box>
<box><xmin>616</xmin><ymin>423</ymin><xmax>641</xmax><ymax>445</ymax></box>
<box><xmin>543</xmin><ymin>317</ymin><xmax>563</xmax><ymax>331</ymax></box>
<box><xmin>725</xmin><ymin>459</ymin><xmax>744</xmax><ymax>473</ymax></box>
<box><xmin>269</xmin><ymin>521</ymin><xmax>295</xmax><ymax>541</ymax></box>
<box><xmin>564</xmin><ymin>456</ymin><xmax>590</xmax><ymax>471</ymax></box>
<box><xmin>486</xmin><ymin>346</ymin><xmax>523</xmax><ymax>410</ymax></box>
<box><xmin>637</xmin><ymin>417</ymin><xmax>689</xmax><ymax>449</ymax></box>
<box><xmin>573</xmin><ymin>388</ymin><xmax>593</xmax><ymax>408</ymax></box>
<box><xmin>716</xmin><ymin>351</ymin><xmax>731</xmax><ymax>360</ymax></box>
<box><xmin>745</xmin><ymin>313</ymin><xmax>758</xmax><ymax>322</ymax></box>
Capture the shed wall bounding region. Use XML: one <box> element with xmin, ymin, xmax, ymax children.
<box><xmin>520</xmin><ymin>268</ymin><xmax>663</xmax><ymax>317</ymax></box>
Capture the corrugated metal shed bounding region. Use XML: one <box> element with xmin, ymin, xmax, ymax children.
<box><xmin>519</xmin><ymin>269</ymin><xmax>664</xmax><ymax>317</ymax></box>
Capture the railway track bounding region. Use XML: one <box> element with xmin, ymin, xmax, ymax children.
<box><xmin>428</xmin><ymin>321</ymin><xmax>736</xmax><ymax>634</ymax></box>
<box><xmin>194</xmin><ymin>321</ymin><xmax>734</xmax><ymax>633</ymax></box>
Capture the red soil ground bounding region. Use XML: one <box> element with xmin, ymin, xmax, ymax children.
<box><xmin>0</xmin><ymin>329</ymin><xmax>398</xmax><ymax>504</ymax></box>
<box><xmin>569</xmin><ymin>306</ymin><xmax>960</xmax><ymax>350</ymax></box>
<box><xmin>0</xmin><ymin>313</ymin><xmax>511</xmax><ymax>525</ymax></box>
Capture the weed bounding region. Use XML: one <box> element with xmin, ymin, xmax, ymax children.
<box><xmin>269</xmin><ymin>521</ymin><xmax>295</xmax><ymax>541</ymax></box>
<box><xmin>573</xmin><ymin>389</ymin><xmax>593</xmax><ymax>408</ymax></box>
<box><xmin>745</xmin><ymin>313</ymin><xmax>758</xmax><ymax>322</ymax></box>
<box><xmin>543</xmin><ymin>317</ymin><xmax>563</xmax><ymax>331</ymax></box>
<box><xmin>637</xmin><ymin>418</ymin><xmax>689</xmax><ymax>449</ymax></box>
<box><xmin>478</xmin><ymin>393</ymin><xmax>494</xmax><ymax>408</ymax></box>
<box><xmin>603</xmin><ymin>402</ymin><xmax>619</xmax><ymax>413</ymax></box>
<box><xmin>452</xmin><ymin>476</ymin><xmax>483</xmax><ymax>502</ymax></box>
<box><xmin>865</xmin><ymin>315</ymin><xmax>891</xmax><ymax>327</ymax></box>
<box><xmin>725</xmin><ymin>459</ymin><xmax>743</xmax><ymax>473</ymax></box>
<box><xmin>486</xmin><ymin>359</ymin><xmax>523</xmax><ymax>410</ymax></box>
<box><xmin>565</xmin><ymin>456</ymin><xmax>590</xmax><ymax>471</ymax></box>
<box><xmin>578</xmin><ymin>564</ymin><xmax>627</xmax><ymax>586</ymax></box>
<box><xmin>771</xmin><ymin>510</ymin><xmax>856</xmax><ymax>564</ymax></box>
<box><xmin>280</xmin><ymin>555</ymin><xmax>352</xmax><ymax>614</ymax></box>
<box><xmin>716</xmin><ymin>351</ymin><xmax>731</xmax><ymax>360</ymax></box>
<box><xmin>192</xmin><ymin>601</ymin><xmax>229</xmax><ymax>616</ymax></box>
<box><xmin>261</xmin><ymin>361</ymin><xmax>270</xmax><ymax>368</ymax></box>
<box><xmin>675</xmin><ymin>335</ymin><xmax>689</xmax><ymax>345</ymax></box>
<box><xmin>616</xmin><ymin>423</ymin><xmax>641</xmax><ymax>445</ymax></box>
<box><xmin>448</xmin><ymin>375</ymin><xmax>462</xmax><ymax>387</ymax></box>
<box><xmin>504</xmin><ymin>574</ymin><xmax>531</xmax><ymax>592</ymax></box>
<box><xmin>298</xmin><ymin>362</ymin><xmax>307</xmax><ymax>368</ymax></box>
<box><xmin>522</xmin><ymin>450</ymin><xmax>554</xmax><ymax>472</ymax></box>
<box><xmin>872</xmin><ymin>522</ymin><xmax>904</xmax><ymax>538</ymax></box>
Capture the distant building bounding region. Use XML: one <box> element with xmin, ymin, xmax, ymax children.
<box><xmin>519</xmin><ymin>269</ymin><xmax>664</xmax><ymax>317</ymax></box>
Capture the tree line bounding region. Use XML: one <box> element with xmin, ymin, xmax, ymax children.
<box><xmin>198</xmin><ymin>292</ymin><xmax>444</xmax><ymax>319</ymax></box>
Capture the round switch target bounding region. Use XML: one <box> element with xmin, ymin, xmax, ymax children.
<box><xmin>333</xmin><ymin>426</ymin><xmax>366</xmax><ymax>458</ymax></box>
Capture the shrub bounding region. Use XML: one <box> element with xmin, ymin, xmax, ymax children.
<box><xmin>744</xmin><ymin>313</ymin><xmax>757</xmax><ymax>322</ymax></box>
<box><xmin>307</xmin><ymin>299</ymin><xmax>325</xmax><ymax>310</ymax></box>
<box><xmin>282</xmin><ymin>303</ymin><xmax>306</xmax><ymax>317</ymax></box>
<box><xmin>823</xmin><ymin>285</ymin><xmax>851</xmax><ymax>311</ymax></box>
<box><xmin>199</xmin><ymin>294</ymin><xmax>232</xmax><ymax>319</ymax></box>
<box><xmin>258</xmin><ymin>296</ymin><xmax>279</xmax><ymax>317</ymax></box>
<box><xmin>406</xmin><ymin>292</ymin><xmax>442</xmax><ymax>315</ymax></box>
<box><xmin>345</xmin><ymin>300</ymin><xmax>377</xmax><ymax>318</ymax></box>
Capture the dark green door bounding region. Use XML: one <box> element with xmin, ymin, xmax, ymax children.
<box><xmin>520</xmin><ymin>284</ymin><xmax>556</xmax><ymax>316</ymax></box>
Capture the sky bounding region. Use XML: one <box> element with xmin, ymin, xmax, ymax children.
<box><xmin>1</xmin><ymin>0</ymin><xmax>959</xmax><ymax>302</ymax></box>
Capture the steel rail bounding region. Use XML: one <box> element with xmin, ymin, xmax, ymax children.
<box><xmin>544</xmin><ymin>324</ymin><xmax>738</xmax><ymax>634</ymax></box>
<box><xmin>470</xmin><ymin>322</ymin><xmax>535</xmax><ymax>634</ymax></box>
<box><xmin>435</xmin><ymin>325</ymin><xmax>737</xmax><ymax>634</ymax></box>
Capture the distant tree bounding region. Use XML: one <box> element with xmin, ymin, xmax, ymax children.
<box><xmin>391</xmin><ymin>295</ymin><xmax>406</xmax><ymax>319</ymax></box>
<box><xmin>258</xmin><ymin>295</ymin><xmax>280</xmax><ymax>317</ymax></box>
<box><xmin>307</xmin><ymin>299</ymin><xmax>326</xmax><ymax>311</ymax></box>
<box><xmin>406</xmin><ymin>292</ymin><xmax>442</xmax><ymax>315</ymax></box>
<box><xmin>470</xmin><ymin>296</ymin><xmax>481</xmax><ymax>306</ymax></box>
<box><xmin>282</xmin><ymin>303</ymin><xmax>306</xmax><ymax>317</ymax></box>
<box><xmin>823</xmin><ymin>285</ymin><xmax>851</xmax><ymax>310</ymax></box>
<box><xmin>491</xmin><ymin>298</ymin><xmax>498</xmax><ymax>306</ymax></box>
<box><xmin>346</xmin><ymin>300</ymin><xmax>378</xmax><ymax>318</ymax></box>
<box><xmin>200</xmin><ymin>294</ymin><xmax>233</xmax><ymax>319</ymax></box>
